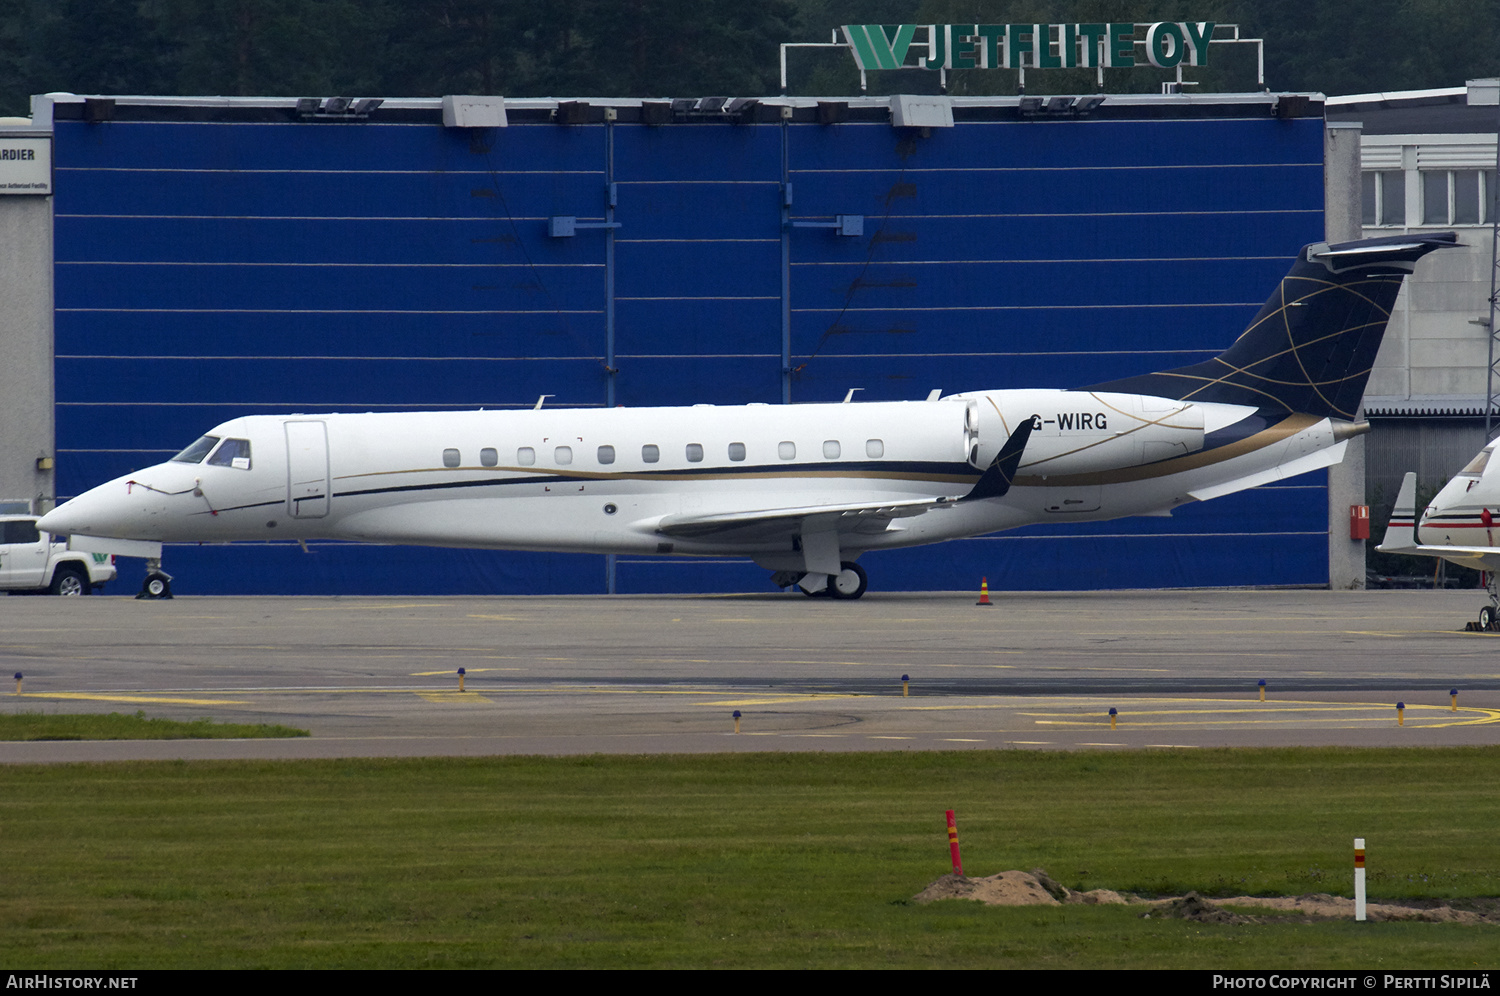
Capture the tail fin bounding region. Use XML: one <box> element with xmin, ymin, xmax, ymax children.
<box><xmin>1089</xmin><ymin>233</ymin><xmax>1457</xmax><ymax>418</ymax></box>
<box><xmin>1376</xmin><ymin>471</ymin><xmax>1420</xmax><ymax>554</ymax></box>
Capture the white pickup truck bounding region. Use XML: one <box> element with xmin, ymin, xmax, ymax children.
<box><xmin>0</xmin><ymin>515</ymin><xmax>117</xmax><ymax>595</ymax></box>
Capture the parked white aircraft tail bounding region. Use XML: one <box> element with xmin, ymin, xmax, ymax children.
<box><xmin>1377</xmin><ymin>437</ymin><xmax>1500</xmax><ymax>629</ymax></box>
<box><xmin>41</xmin><ymin>233</ymin><xmax>1457</xmax><ymax>599</ymax></box>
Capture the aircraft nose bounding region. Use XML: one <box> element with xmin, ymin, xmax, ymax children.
<box><xmin>38</xmin><ymin>472</ymin><xmax>172</xmax><ymax>540</ymax></box>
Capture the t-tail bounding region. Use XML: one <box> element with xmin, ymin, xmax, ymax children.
<box><xmin>1090</xmin><ymin>233</ymin><xmax>1458</xmax><ymax>418</ymax></box>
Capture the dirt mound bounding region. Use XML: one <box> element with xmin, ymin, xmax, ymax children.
<box><xmin>1145</xmin><ymin>892</ymin><xmax>1254</xmax><ymax>924</ymax></box>
<box><xmin>914</xmin><ymin>872</ymin><xmax>1500</xmax><ymax>923</ymax></box>
<box><xmin>913</xmin><ymin>870</ymin><xmax>1132</xmax><ymax>907</ymax></box>
<box><xmin>913</xmin><ymin>871</ymin><xmax>1060</xmax><ymax>906</ymax></box>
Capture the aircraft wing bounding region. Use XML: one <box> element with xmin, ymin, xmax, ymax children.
<box><xmin>655</xmin><ymin>497</ymin><xmax>944</xmax><ymax>540</ymax></box>
<box><xmin>656</xmin><ymin>416</ymin><xmax>1036</xmax><ymax>541</ymax></box>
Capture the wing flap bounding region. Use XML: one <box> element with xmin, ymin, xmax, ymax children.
<box><xmin>655</xmin><ymin>497</ymin><xmax>942</xmax><ymax>540</ymax></box>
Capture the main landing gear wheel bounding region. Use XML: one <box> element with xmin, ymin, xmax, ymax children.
<box><xmin>1480</xmin><ymin>605</ymin><xmax>1496</xmax><ymax>631</ymax></box>
<box><xmin>827</xmin><ymin>561</ymin><xmax>868</xmax><ymax>600</ymax></box>
<box><xmin>138</xmin><ymin>572</ymin><xmax>173</xmax><ymax>600</ymax></box>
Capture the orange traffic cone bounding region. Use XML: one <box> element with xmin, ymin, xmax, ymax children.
<box><xmin>976</xmin><ymin>577</ymin><xmax>993</xmax><ymax>606</ymax></box>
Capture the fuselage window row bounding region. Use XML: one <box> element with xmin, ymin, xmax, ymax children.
<box><xmin>448</xmin><ymin>438</ymin><xmax>889</xmax><ymax>470</ymax></box>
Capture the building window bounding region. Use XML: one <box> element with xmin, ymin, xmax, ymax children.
<box><xmin>1422</xmin><ymin>169</ymin><xmax>1495</xmax><ymax>225</ymax></box>
<box><xmin>1362</xmin><ymin>170</ymin><xmax>1405</xmax><ymax>226</ymax></box>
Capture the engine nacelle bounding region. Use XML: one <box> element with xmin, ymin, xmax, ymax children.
<box><xmin>957</xmin><ymin>389</ymin><xmax>1206</xmax><ymax>476</ymax></box>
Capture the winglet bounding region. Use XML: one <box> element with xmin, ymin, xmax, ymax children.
<box><xmin>1376</xmin><ymin>472</ymin><xmax>1420</xmax><ymax>554</ymax></box>
<box><xmin>959</xmin><ymin>416</ymin><xmax>1035</xmax><ymax>503</ymax></box>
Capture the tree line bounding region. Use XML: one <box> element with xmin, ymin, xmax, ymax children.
<box><xmin>2</xmin><ymin>0</ymin><xmax>1497</xmax><ymax>118</ymax></box>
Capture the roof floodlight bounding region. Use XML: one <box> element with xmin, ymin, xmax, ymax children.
<box><xmin>698</xmin><ymin>96</ymin><xmax>729</xmax><ymax>113</ymax></box>
<box><xmin>1075</xmin><ymin>96</ymin><xmax>1106</xmax><ymax>114</ymax></box>
<box><xmin>1045</xmin><ymin>97</ymin><xmax>1075</xmax><ymax>114</ymax></box>
<box><xmin>352</xmin><ymin>98</ymin><xmax>383</xmax><ymax>115</ymax></box>
<box><xmin>1018</xmin><ymin>96</ymin><xmax>1043</xmax><ymax>116</ymax></box>
<box><xmin>323</xmin><ymin>97</ymin><xmax>351</xmax><ymax>115</ymax></box>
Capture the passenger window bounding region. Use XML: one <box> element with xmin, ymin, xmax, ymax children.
<box><xmin>779</xmin><ymin>441</ymin><xmax>796</xmax><ymax>460</ymax></box>
<box><xmin>686</xmin><ymin>443</ymin><xmax>704</xmax><ymax>463</ymax></box>
<box><xmin>517</xmin><ymin>447</ymin><xmax>536</xmax><ymax>466</ymax></box>
<box><xmin>208</xmin><ymin>437</ymin><xmax>253</xmax><ymax>470</ymax></box>
<box><xmin>598</xmin><ymin>445</ymin><xmax>616</xmax><ymax>465</ymax></box>
<box><xmin>728</xmin><ymin>442</ymin><xmax>746</xmax><ymax>462</ymax></box>
<box><xmin>866</xmin><ymin>439</ymin><xmax>884</xmax><ymax>458</ymax></box>
<box><xmin>642</xmin><ymin>444</ymin><xmax>660</xmax><ymax>464</ymax></box>
<box><xmin>823</xmin><ymin>440</ymin><xmax>841</xmax><ymax>459</ymax></box>
<box><xmin>555</xmin><ymin>446</ymin><xmax>573</xmax><ymax>465</ymax></box>
<box><xmin>480</xmin><ymin>447</ymin><xmax>498</xmax><ymax>467</ymax></box>
<box><xmin>443</xmin><ymin>448</ymin><xmax>461</xmax><ymax>468</ymax></box>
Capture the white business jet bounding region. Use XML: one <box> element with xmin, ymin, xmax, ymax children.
<box><xmin>1377</xmin><ymin>437</ymin><xmax>1500</xmax><ymax>629</ymax></box>
<box><xmin>41</xmin><ymin>233</ymin><xmax>1456</xmax><ymax>600</ymax></box>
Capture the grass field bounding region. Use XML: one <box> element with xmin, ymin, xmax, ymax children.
<box><xmin>2</xmin><ymin>748</ymin><xmax>1498</xmax><ymax>968</ymax></box>
<box><xmin>0</xmin><ymin>711</ymin><xmax>309</xmax><ymax>741</ymax></box>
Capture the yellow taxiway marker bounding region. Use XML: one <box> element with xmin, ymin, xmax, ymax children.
<box><xmin>415</xmin><ymin>692</ymin><xmax>493</xmax><ymax>704</ymax></box>
<box><xmin>1023</xmin><ymin>701</ymin><xmax>1500</xmax><ymax>729</ymax></box>
<box><xmin>408</xmin><ymin>668</ymin><xmax>520</xmax><ymax>676</ymax></box>
<box><xmin>16</xmin><ymin>692</ymin><xmax>249</xmax><ymax>706</ymax></box>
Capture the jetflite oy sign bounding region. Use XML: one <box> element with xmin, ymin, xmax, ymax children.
<box><xmin>842</xmin><ymin>23</ymin><xmax>1216</xmax><ymax>72</ymax></box>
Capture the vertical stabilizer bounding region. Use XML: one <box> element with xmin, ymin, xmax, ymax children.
<box><xmin>1376</xmin><ymin>472</ymin><xmax>1420</xmax><ymax>554</ymax></box>
<box><xmin>1089</xmin><ymin>234</ymin><xmax>1458</xmax><ymax>418</ymax></box>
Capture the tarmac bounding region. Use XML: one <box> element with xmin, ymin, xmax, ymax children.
<box><xmin>3</xmin><ymin>587</ymin><xmax>1500</xmax><ymax>761</ymax></box>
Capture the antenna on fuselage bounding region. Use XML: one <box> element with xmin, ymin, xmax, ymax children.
<box><xmin>926</xmin><ymin>389</ymin><xmax>943</xmax><ymax>401</ymax></box>
<box><xmin>534</xmin><ymin>395</ymin><xmax>553</xmax><ymax>410</ymax></box>
<box><xmin>842</xmin><ymin>388</ymin><xmax>863</xmax><ymax>403</ymax></box>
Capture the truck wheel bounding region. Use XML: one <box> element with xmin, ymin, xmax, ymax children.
<box><xmin>50</xmin><ymin>567</ymin><xmax>89</xmax><ymax>596</ymax></box>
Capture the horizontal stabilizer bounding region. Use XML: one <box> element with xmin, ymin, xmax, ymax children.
<box><xmin>1185</xmin><ymin>441</ymin><xmax>1346</xmax><ymax>503</ymax></box>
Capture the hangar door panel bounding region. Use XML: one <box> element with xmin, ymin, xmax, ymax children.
<box><xmin>285</xmin><ymin>420</ymin><xmax>330</xmax><ymax>519</ymax></box>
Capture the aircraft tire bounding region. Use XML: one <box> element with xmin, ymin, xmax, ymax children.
<box><xmin>828</xmin><ymin>561</ymin><xmax>868</xmax><ymax>600</ymax></box>
<box><xmin>1481</xmin><ymin>605</ymin><xmax>1496</xmax><ymax>630</ymax></box>
<box><xmin>141</xmin><ymin>573</ymin><xmax>173</xmax><ymax>600</ymax></box>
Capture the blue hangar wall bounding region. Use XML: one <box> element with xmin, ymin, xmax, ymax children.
<box><xmin>48</xmin><ymin>96</ymin><xmax>1329</xmax><ymax>595</ymax></box>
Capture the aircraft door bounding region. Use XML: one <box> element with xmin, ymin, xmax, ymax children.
<box><xmin>285</xmin><ymin>420</ymin><xmax>331</xmax><ymax>518</ymax></box>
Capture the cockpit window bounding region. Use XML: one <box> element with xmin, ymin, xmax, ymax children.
<box><xmin>207</xmin><ymin>437</ymin><xmax>253</xmax><ymax>470</ymax></box>
<box><xmin>171</xmin><ymin>435</ymin><xmax>220</xmax><ymax>464</ymax></box>
<box><xmin>1462</xmin><ymin>447</ymin><xmax>1493</xmax><ymax>477</ymax></box>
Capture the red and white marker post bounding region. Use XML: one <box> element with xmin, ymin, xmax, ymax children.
<box><xmin>1354</xmin><ymin>838</ymin><xmax>1366</xmax><ymax>921</ymax></box>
